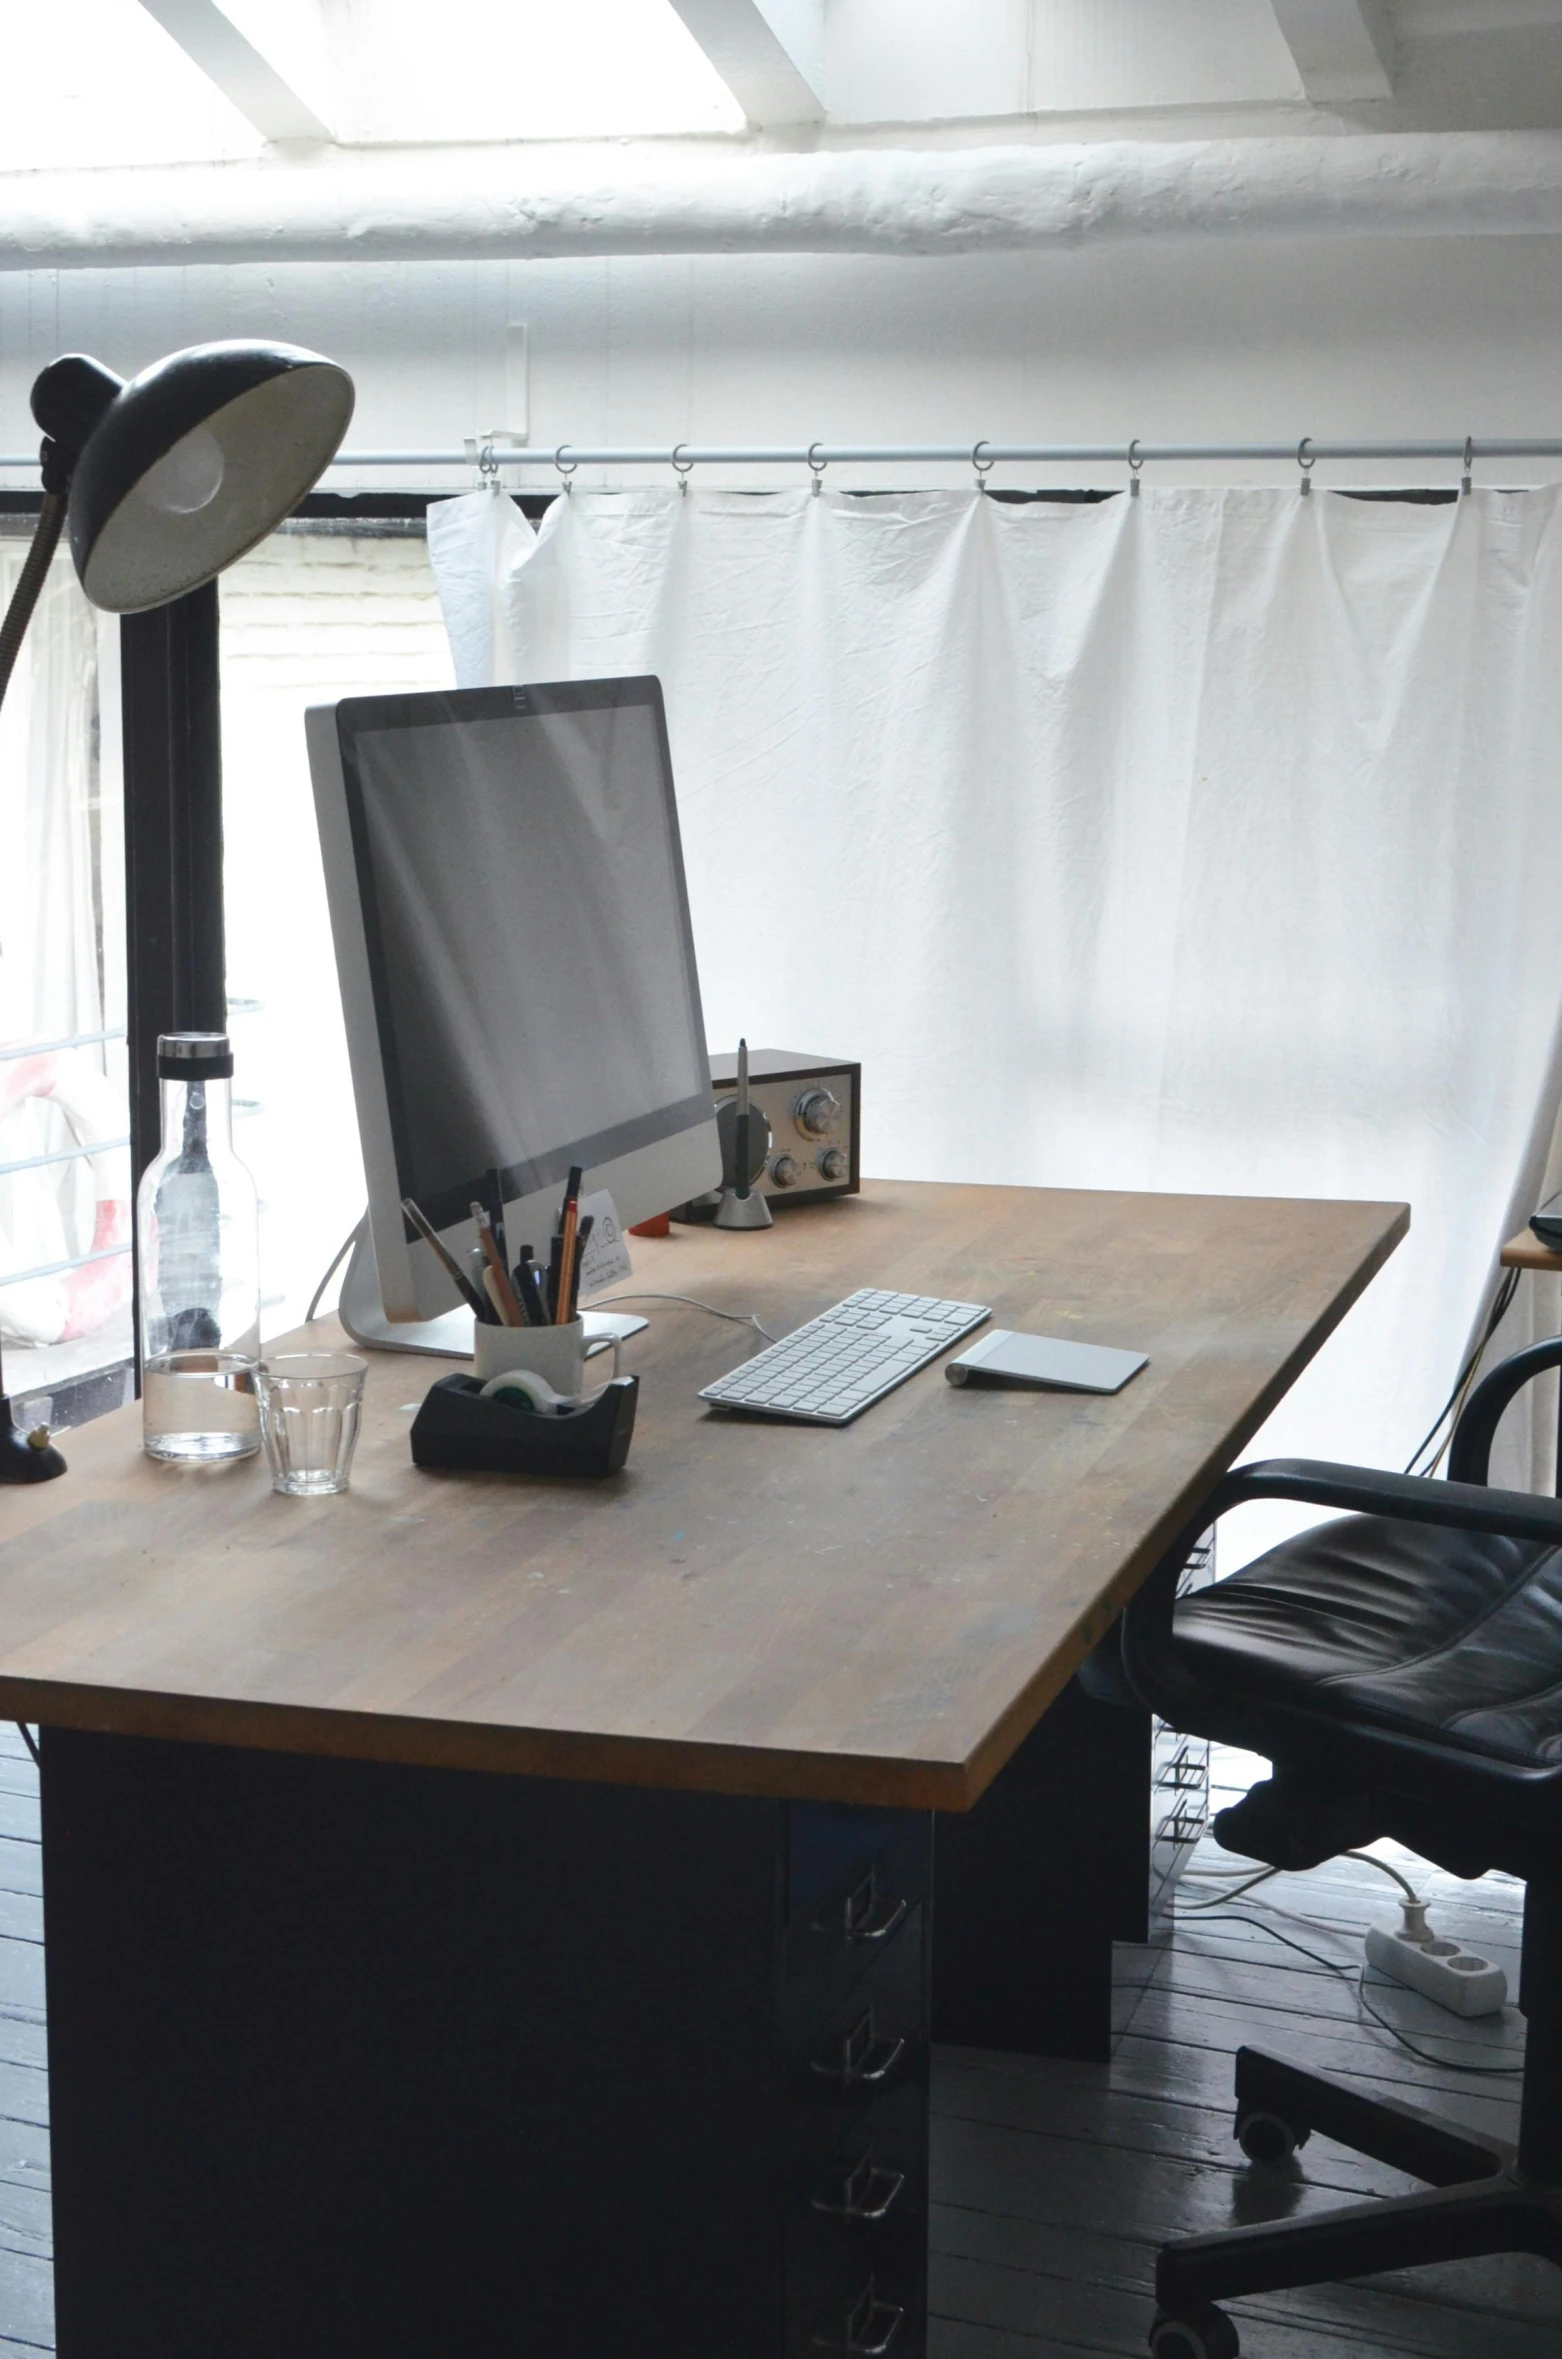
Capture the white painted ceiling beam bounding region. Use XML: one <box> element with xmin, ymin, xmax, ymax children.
<box><xmin>5</xmin><ymin>132</ymin><xmax>1562</xmax><ymax>270</ymax></box>
<box><xmin>665</xmin><ymin>0</ymin><xmax>824</xmax><ymax>125</ymax></box>
<box><xmin>136</xmin><ymin>0</ymin><xmax>333</xmax><ymax>143</ymax></box>
<box><xmin>1271</xmin><ymin>0</ymin><xmax>1395</xmax><ymax>100</ymax></box>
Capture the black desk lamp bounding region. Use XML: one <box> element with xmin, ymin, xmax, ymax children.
<box><xmin>0</xmin><ymin>339</ymin><xmax>355</xmax><ymax>1481</ymax></box>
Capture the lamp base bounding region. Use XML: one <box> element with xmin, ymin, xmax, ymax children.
<box><xmin>0</xmin><ymin>1398</ymin><xmax>66</xmax><ymax>1483</ymax></box>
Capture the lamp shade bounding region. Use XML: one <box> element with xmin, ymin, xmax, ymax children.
<box><xmin>31</xmin><ymin>341</ymin><xmax>354</xmax><ymax>614</ymax></box>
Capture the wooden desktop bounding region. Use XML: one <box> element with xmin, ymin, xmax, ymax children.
<box><xmin>0</xmin><ymin>1179</ymin><xmax>1406</xmax><ymax>2357</ymax></box>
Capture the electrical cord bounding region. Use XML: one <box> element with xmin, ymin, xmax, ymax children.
<box><xmin>1177</xmin><ymin>1865</ymin><xmax>1283</xmax><ymax>1910</ymax></box>
<box><xmin>1177</xmin><ymin>1834</ymin><xmax>1528</xmax><ymax>2074</ymax></box>
<box><xmin>1403</xmin><ymin>1266</ymin><xmax>1519</xmax><ymax>1477</ymax></box>
<box><xmin>306</xmin><ymin>1220</ymin><xmax>362</xmax><ymax>1324</ymax></box>
<box><xmin>1183</xmin><ymin>1911</ymin><xmax>1524</xmax><ymax>2076</ymax></box>
<box><xmin>585</xmin><ymin>1291</ymin><xmax>779</xmax><ymax>1346</ymax></box>
<box><xmin>1180</xmin><ymin>1847</ymin><xmax>1419</xmax><ymax>1912</ymax></box>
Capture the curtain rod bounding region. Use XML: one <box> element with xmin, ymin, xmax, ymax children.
<box><xmin>3</xmin><ymin>438</ymin><xmax>1562</xmax><ymax>476</ymax></box>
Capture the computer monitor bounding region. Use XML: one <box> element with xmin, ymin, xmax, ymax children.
<box><xmin>307</xmin><ymin>678</ymin><xmax>721</xmax><ymax>1353</ymax></box>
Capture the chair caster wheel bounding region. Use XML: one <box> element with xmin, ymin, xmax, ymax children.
<box><xmin>1236</xmin><ymin>2106</ymin><xmax>1310</xmax><ymax>2166</ymax></box>
<box><xmin>1150</xmin><ymin>2305</ymin><xmax>1241</xmax><ymax>2359</ymax></box>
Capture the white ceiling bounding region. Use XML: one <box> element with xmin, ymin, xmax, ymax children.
<box><xmin>6</xmin><ymin>0</ymin><xmax>1562</xmax><ymax>177</ymax></box>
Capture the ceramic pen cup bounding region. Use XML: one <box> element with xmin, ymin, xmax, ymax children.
<box><xmin>471</xmin><ymin>1318</ymin><xmax>620</xmax><ymax>1400</ymax></box>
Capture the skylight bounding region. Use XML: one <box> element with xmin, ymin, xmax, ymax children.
<box><xmin>0</xmin><ymin>0</ymin><xmax>745</xmax><ymax>175</ymax></box>
<box><xmin>3</xmin><ymin>0</ymin><xmax>265</xmax><ymax>173</ymax></box>
<box><xmin>329</xmin><ymin>0</ymin><xmax>747</xmax><ymax>143</ymax></box>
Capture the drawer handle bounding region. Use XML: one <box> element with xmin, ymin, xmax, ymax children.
<box><xmin>1158</xmin><ymin>1745</ymin><xmax>1204</xmax><ymax>1791</ymax></box>
<box><xmin>812</xmin><ymin>2152</ymin><xmax>906</xmax><ymax>2223</ymax></box>
<box><xmin>811</xmin><ymin>2278</ymin><xmax>905</xmax><ymax>2354</ymax></box>
<box><xmin>813</xmin><ymin>1866</ymin><xmax>909</xmax><ymax>1946</ymax></box>
<box><xmin>811</xmin><ymin>2006</ymin><xmax>907</xmax><ymax>2091</ymax></box>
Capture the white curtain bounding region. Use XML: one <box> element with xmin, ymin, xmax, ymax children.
<box><xmin>0</xmin><ymin>539</ymin><xmax>128</xmax><ymax>1356</ymax></box>
<box><xmin>428</xmin><ymin>484</ymin><xmax>1562</xmax><ymax>1518</ymax></box>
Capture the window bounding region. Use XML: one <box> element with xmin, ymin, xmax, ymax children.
<box><xmin>218</xmin><ymin>521</ymin><xmax>456</xmax><ymax>1333</ymax></box>
<box><xmin>0</xmin><ymin>524</ymin><xmax>133</xmax><ymax>1431</ymax></box>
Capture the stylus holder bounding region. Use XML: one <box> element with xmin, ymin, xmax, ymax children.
<box><xmin>410</xmin><ymin>1373</ymin><xmax>638</xmax><ymax>1478</ymax></box>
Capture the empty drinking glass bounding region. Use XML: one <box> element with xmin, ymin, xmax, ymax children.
<box><xmin>255</xmin><ymin>1353</ymin><xmax>366</xmax><ymax>1496</ymax></box>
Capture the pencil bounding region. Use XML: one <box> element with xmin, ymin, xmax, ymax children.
<box><xmin>401</xmin><ymin>1197</ymin><xmax>492</xmax><ymax>1322</ymax></box>
<box><xmin>554</xmin><ymin>1165</ymin><xmax>585</xmax><ymax>1330</ymax></box>
<box><xmin>471</xmin><ymin>1202</ymin><xmax>525</xmax><ymax>1327</ymax></box>
<box><xmin>554</xmin><ymin>1193</ymin><xmax>580</xmax><ymax>1326</ymax></box>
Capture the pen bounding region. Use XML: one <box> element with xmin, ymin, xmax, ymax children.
<box><xmin>567</xmin><ymin>1214</ymin><xmax>594</xmax><ymax>1321</ymax></box>
<box><xmin>486</xmin><ymin>1166</ymin><xmax>507</xmax><ymax>1268</ymax></box>
<box><xmin>513</xmin><ymin>1244</ymin><xmax>548</xmax><ymax>1327</ymax></box>
<box><xmin>471</xmin><ymin>1201</ymin><xmax>525</xmax><ymax>1327</ymax></box>
<box><xmin>401</xmin><ymin>1196</ymin><xmax>493</xmax><ymax>1322</ymax></box>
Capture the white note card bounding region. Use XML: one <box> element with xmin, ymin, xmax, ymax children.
<box><xmin>576</xmin><ymin>1189</ymin><xmax>634</xmax><ymax>1297</ymax></box>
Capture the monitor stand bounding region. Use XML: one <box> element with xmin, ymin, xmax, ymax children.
<box><xmin>336</xmin><ymin>1220</ymin><xmax>645</xmax><ymax>1358</ymax></box>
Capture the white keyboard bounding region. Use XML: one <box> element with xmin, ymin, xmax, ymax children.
<box><xmin>700</xmin><ymin>1288</ymin><xmax>990</xmax><ymax>1426</ymax></box>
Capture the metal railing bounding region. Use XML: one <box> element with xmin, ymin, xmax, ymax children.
<box><xmin>0</xmin><ymin>1030</ymin><xmax>131</xmax><ymax>1287</ymax></box>
<box><xmin>0</xmin><ymin>1028</ymin><xmax>126</xmax><ymax>1062</ymax></box>
<box><xmin>0</xmin><ymin>1241</ymin><xmax>130</xmax><ymax>1291</ymax></box>
<box><xmin>0</xmin><ymin>1135</ymin><xmax>130</xmax><ymax>1180</ymax></box>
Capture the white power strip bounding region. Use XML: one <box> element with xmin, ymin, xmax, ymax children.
<box><xmin>1364</xmin><ymin>1909</ymin><xmax>1508</xmax><ymax>2019</ymax></box>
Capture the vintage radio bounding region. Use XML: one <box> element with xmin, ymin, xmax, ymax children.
<box><xmin>677</xmin><ymin>1050</ymin><xmax>860</xmax><ymax>1219</ymax></box>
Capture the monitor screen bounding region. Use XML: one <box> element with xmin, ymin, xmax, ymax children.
<box><xmin>334</xmin><ymin>680</ymin><xmax>712</xmax><ymax>1234</ymax></box>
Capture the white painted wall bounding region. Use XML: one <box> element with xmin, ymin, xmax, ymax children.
<box><xmin>3</xmin><ymin>229</ymin><xmax>1561</xmax><ymax>495</ymax></box>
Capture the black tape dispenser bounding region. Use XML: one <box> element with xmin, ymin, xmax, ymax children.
<box><xmin>410</xmin><ymin>1370</ymin><xmax>639</xmax><ymax>1478</ymax></box>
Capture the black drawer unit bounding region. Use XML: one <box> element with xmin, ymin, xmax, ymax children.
<box><xmin>44</xmin><ymin>1739</ymin><xmax>935</xmax><ymax>2359</ymax></box>
<box><xmin>1149</xmin><ymin>1529</ymin><xmax>1216</xmax><ymax>1924</ymax></box>
<box><xmin>785</xmin><ymin>1801</ymin><xmax>932</xmax><ymax>2356</ymax></box>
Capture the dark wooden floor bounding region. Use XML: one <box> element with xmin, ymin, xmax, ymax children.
<box><xmin>929</xmin><ymin>1745</ymin><xmax>1554</xmax><ymax>2358</ymax></box>
<box><xmin>0</xmin><ymin>1729</ymin><xmax>1551</xmax><ymax>2355</ymax></box>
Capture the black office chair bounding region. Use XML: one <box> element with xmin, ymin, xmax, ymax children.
<box><xmin>1085</xmin><ymin>1335</ymin><xmax>1562</xmax><ymax>2359</ymax></box>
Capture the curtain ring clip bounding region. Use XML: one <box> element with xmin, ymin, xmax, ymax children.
<box><xmin>1297</xmin><ymin>437</ymin><xmax>1316</xmax><ymax>498</ymax></box>
<box><xmin>671</xmin><ymin>443</ymin><xmax>694</xmax><ymax>497</ymax></box>
<box><xmin>1462</xmin><ymin>436</ymin><xmax>1475</xmax><ymax>497</ymax></box>
<box><xmin>972</xmin><ymin>439</ymin><xmax>995</xmax><ymax>495</ymax></box>
<box><xmin>477</xmin><ymin>435</ymin><xmax>500</xmax><ymax>488</ymax></box>
<box><xmin>806</xmin><ymin>442</ymin><xmax>827</xmax><ymax>497</ymax></box>
<box><xmin>553</xmin><ymin>443</ymin><xmax>578</xmax><ymax>496</ymax></box>
<box><xmin>1127</xmin><ymin>439</ymin><xmax>1144</xmax><ymax>500</ymax></box>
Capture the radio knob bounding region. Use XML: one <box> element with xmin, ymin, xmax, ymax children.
<box><xmin>771</xmin><ymin>1153</ymin><xmax>800</xmax><ymax>1187</ymax></box>
<box><xmin>817</xmin><ymin>1147</ymin><xmax>848</xmax><ymax>1182</ymax></box>
<box><xmin>794</xmin><ymin>1087</ymin><xmax>841</xmax><ymax>1138</ymax></box>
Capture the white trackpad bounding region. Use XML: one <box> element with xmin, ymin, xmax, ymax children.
<box><xmin>946</xmin><ymin>1329</ymin><xmax>1147</xmax><ymax>1394</ymax></box>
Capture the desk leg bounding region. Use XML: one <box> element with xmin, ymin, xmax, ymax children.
<box><xmin>931</xmin><ymin>1679</ymin><xmax>1149</xmax><ymax>2060</ymax></box>
<box><xmin>41</xmin><ymin>1730</ymin><xmax>931</xmax><ymax>2359</ymax></box>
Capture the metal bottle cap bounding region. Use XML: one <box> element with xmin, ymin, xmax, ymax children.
<box><xmin>157</xmin><ymin>1031</ymin><xmax>233</xmax><ymax>1079</ymax></box>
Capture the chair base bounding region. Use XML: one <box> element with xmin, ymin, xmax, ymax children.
<box><xmin>1149</xmin><ymin>2047</ymin><xmax>1562</xmax><ymax>2356</ymax></box>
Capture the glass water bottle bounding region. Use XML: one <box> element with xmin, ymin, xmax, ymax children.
<box><xmin>137</xmin><ymin>1032</ymin><xmax>261</xmax><ymax>1462</ymax></box>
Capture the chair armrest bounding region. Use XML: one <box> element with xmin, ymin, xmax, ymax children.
<box><xmin>1117</xmin><ymin>1455</ymin><xmax>1562</xmax><ymax>1737</ymax></box>
<box><xmin>1203</xmin><ymin>1456</ymin><xmax>1562</xmax><ymax>1544</ymax></box>
<box><xmin>1449</xmin><ymin>1334</ymin><xmax>1562</xmax><ymax>1486</ymax></box>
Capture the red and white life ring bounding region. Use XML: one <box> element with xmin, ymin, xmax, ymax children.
<box><xmin>0</xmin><ymin>1050</ymin><xmax>132</xmax><ymax>1346</ymax></box>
